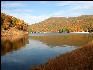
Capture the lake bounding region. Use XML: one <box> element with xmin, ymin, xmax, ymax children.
<box><xmin>1</xmin><ymin>33</ymin><xmax>93</xmax><ymax>70</ymax></box>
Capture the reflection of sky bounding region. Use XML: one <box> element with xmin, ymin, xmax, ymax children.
<box><xmin>1</xmin><ymin>39</ymin><xmax>78</xmax><ymax>70</ymax></box>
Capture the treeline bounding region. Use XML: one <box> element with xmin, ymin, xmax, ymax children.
<box><xmin>1</xmin><ymin>13</ymin><xmax>28</xmax><ymax>31</ymax></box>
<box><xmin>29</xmin><ymin>15</ymin><xmax>93</xmax><ymax>33</ymax></box>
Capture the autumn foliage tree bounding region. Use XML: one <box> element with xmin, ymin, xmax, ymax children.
<box><xmin>1</xmin><ymin>13</ymin><xmax>28</xmax><ymax>31</ymax></box>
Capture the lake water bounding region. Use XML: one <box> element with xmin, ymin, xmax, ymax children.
<box><xmin>1</xmin><ymin>33</ymin><xmax>93</xmax><ymax>70</ymax></box>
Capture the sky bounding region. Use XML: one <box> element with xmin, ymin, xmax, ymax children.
<box><xmin>1</xmin><ymin>1</ymin><xmax>93</xmax><ymax>25</ymax></box>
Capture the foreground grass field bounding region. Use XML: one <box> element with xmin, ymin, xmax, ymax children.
<box><xmin>29</xmin><ymin>41</ymin><xmax>93</xmax><ymax>70</ymax></box>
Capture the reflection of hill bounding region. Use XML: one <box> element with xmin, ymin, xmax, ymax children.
<box><xmin>29</xmin><ymin>34</ymin><xmax>93</xmax><ymax>47</ymax></box>
<box><xmin>1</xmin><ymin>35</ymin><xmax>29</xmax><ymax>56</ymax></box>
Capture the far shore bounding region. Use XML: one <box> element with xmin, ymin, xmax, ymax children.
<box><xmin>30</xmin><ymin>32</ymin><xmax>93</xmax><ymax>34</ymax></box>
<box><xmin>70</xmin><ymin>32</ymin><xmax>90</xmax><ymax>33</ymax></box>
<box><xmin>1</xmin><ymin>28</ymin><xmax>93</xmax><ymax>41</ymax></box>
<box><xmin>65</xmin><ymin>31</ymin><xmax>93</xmax><ymax>33</ymax></box>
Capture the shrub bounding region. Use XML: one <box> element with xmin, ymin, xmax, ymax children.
<box><xmin>62</xmin><ymin>28</ymin><xmax>69</xmax><ymax>33</ymax></box>
<box><xmin>59</xmin><ymin>29</ymin><xmax>63</xmax><ymax>33</ymax></box>
<box><xmin>12</xmin><ymin>17</ymin><xmax>17</xmax><ymax>26</ymax></box>
<box><xmin>82</xmin><ymin>27</ymin><xmax>88</xmax><ymax>32</ymax></box>
<box><xmin>59</xmin><ymin>28</ymin><xmax>69</xmax><ymax>33</ymax></box>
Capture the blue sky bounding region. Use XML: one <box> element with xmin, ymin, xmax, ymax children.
<box><xmin>1</xmin><ymin>1</ymin><xmax>93</xmax><ymax>25</ymax></box>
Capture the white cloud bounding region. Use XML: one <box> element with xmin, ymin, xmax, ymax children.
<box><xmin>50</xmin><ymin>10</ymin><xmax>84</xmax><ymax>17</ymax></box>
<box><xmin>72</xmin><ymin>1</ymin><xmax>93</xmax><ymax>10</ymax></box>
<box><xmin>1</xmin><ymin>9</ymin><xmax>32</xmax><ymax>14</ymax></box>
<box><xmin>7</xmin><ymin>13</ymin><xmax>49</xmax><ymax>25</ymax></box>
<box><xmin>57</xmin><ymin>1</ymin><xmax>74</xmax><ymax>6</ymax></box>
<box><xmin>51</xmin><ymin>10</ymin><xmax>65</xmax><ymax>16</ymax></box>
<box><xmin>57</xmin><ymin>1</ymin><xmax>93</xmax><ymax>10</ymax></box>
<box><xmin>54</xmin><ymin>1</ymin><xmax>93</xmax><ymax>17</ymax></box>
<box><xmin>27</xmin><ymin>16</ymin><xmax>49</xmax><ymax>24</ymax></box>
<box><xmin>1</xmin><ymin>8</ymin><xmax>49</xmax><ymax>25</ymax></box>
<box><xmin>1</xmin><ymin>1</ymin><xmax>93</xmax><ymax>25</ymax></box>
<box><xmin>39</xmin><ymin>1</ymin><xmax>48</xmax><ymax>4</ymax></box>
<box><xmin>21</xmin><ymin>15</ymin><xmax>49</xmax><ymax>24</ymax></box>
<box><xmin>1</xmin><ymin>2</ymin><xmax>24</xmax><ymax>8</ymax></box>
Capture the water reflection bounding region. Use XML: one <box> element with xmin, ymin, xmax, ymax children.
<box><xmin>1</xmin><ymin>33</ymin><xmax>93</xmax><ymax>70</ymax></box>
<box><xmin>29</xmin><ymin>34</ymin><xmax>93</xmax><ymax>47</ymax></box>
<box><xmin>1</xmin><ymin>39</ymin><xmax>77</xmax><ymax>70</ymax></box>
<box><xmin>1</xmin><ymin>35</ymin><xmax>29</xmax><ymax>56</ymax></box>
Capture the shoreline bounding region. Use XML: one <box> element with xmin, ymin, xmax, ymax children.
<box><xmin>30</xmin><ymin>32</ymin><xmax>93</xmax><ymax>34</ymax></box>
<box><xmin>70</xmin><ymin>32</ymin><xmax>90</xmax><ymax>33</ymax></box>
<box><xmin>29</xmin><ymin>32</ymin><xmax>93</xmax><ymax>36</ymax></box>
<box><xmin>1</xmin><ymin>27</ymin><xmax>29</xmax><ymax>41</ymax></box>
<box><xmin>1</xmin><ymin>30</ymin><xmax>92</xmax><ymax>40</ymax></box>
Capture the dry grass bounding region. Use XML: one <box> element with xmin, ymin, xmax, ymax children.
<box><xmin>1</xmin><ymin>27</ymin><xmax>28</xmax><ymax>41</ymax></box>
<box><xmin>29</xmin><ymin>42</ymin><xmax>93</xmax><ymax>70</ymax></box>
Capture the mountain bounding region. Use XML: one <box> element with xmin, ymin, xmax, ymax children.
<box><xmin>29</xmin><ymin>15</ymin><xmax>93</xmax><ymax>33</ymax></box>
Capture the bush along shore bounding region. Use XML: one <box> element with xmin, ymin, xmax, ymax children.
<box><xmin>29</xmin><ymin>41</ymin><xmax>93</xmax><ymax>70</ymax></box>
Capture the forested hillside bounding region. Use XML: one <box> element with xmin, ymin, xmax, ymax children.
<box><xmin>1</xmin><ymin>13</ymin><xmax>28</xmax><ymax>31</ymax></box>
<box><xmin>29</xmin><ymin>15</ymin><xmax>93</xmax><ymax>33</ymax></box>
<box><xmin>1</xmin><ymin>13</ymin><xmax>29</xmax><ymax>37</ymax></box>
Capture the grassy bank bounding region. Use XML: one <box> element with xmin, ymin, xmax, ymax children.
<box><xmin>29</xmin><ymin>42</ymin><xmax>93</xmax><ymax>70</ymax></box>
<box><xmin>1</xmin><ymin>27</ymin><xmax>28</xmax><ymax>41</ymax></box>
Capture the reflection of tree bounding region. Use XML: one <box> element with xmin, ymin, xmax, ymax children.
<box><xmin>30</xmin><ymin>34</ymin><xmax>93</xmax><ymax>47</ymax></box>
<box><xmin>1</xmin><ymin>35</ymin><xmax>29</xmax><ymax>56</ymax></box>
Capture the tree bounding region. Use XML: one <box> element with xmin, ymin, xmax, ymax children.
<box><xmin>59</xmin><ymin>29</ymin><xmax>63</xmax><ymax>33</ymax></box>
<box><xmin>3</xmin><ymin>22</ymin><xmax>10</xmax><ymax>30</ymax></box>
<box><xmin>62</xmin><ymin>28</ymin><xmax>69</xmax><ymax>33</ymax></box>
<box><xmin>59</xmin><ymin>28</ymin><xmax>69</xmax><ymax>33</ymax></box>
<box><xmin>12</xmin><ymin>17</ymin><xmax>17</xmax><ymax>26</ymax></box>
<box><xmin>88</xmin><ymin>24</ymin><xmax>93</xmax><ymax>32</ymax></box>
<box><xmin>82</xmin><ymin>27</ymin><xmax>88</xmax><ymax>32</ymax></box>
